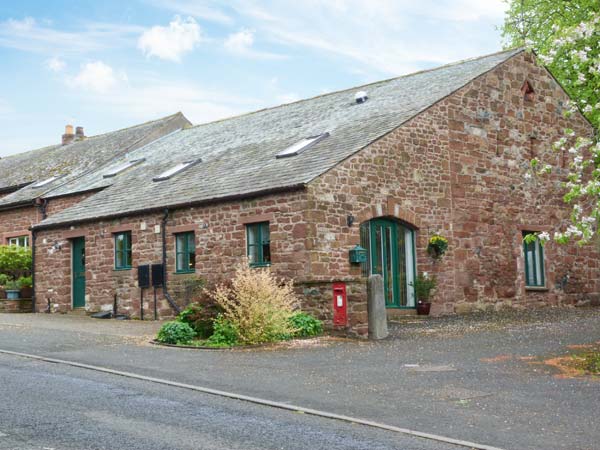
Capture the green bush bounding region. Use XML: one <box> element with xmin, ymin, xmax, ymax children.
<box><xmin>0</xmin><ymin>246</ymin><xmax>32</xmax><ymax>280</ymax></box>
<box><xmin>178</xmin><ymin>301</ymin><xmax>222</xmax><ymax>339</ymax></box>
<box><xmin>156</xmin><ymin>321</ymin><xmax>196</xmax><ymax>345</ymax></box>
<box><xmin>289</xmin><ymin>312</ymin><xmax>323</xmax><ymax>337</ymax></box>
<box><xmin>205</xmin><ymin>315</ymin><xmax>239</xmax><ymax>347</ymax></box>
<box><xmin>17</xmin><ymin>276</ymin><xmax>32</xmax><ymax>288</ymax></box>
<box><xmin>0</xmin><ymin>274</ymin><xmax>10</xmax><ymax>286</ymax></box>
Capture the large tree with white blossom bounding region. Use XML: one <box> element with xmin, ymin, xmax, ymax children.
<box><xmin>502</xmin><ymin>1</ymin><xmax>600</xmax><ymax>245</ymax></box>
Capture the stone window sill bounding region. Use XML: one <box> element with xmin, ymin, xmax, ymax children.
<box><xmin>525</xmin><ymin>286</ymin><xmax>548</xmax><ymax>292</ymax></box>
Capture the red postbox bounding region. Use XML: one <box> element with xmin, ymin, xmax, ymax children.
<box><xmin>332</xmin><ymin>282</ymin><xmax>347</xmax><ymax>326</ymax></box>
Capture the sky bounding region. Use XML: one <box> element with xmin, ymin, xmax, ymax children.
<box><xmin>0</xmin><ymin>0</ymin><xmax>509</xmax><ymax>157</ymax></box>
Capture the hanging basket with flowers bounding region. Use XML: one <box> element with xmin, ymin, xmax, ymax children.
<box><xmin>427</xmin><ymin>234</ymin><xmax>448</xmax><ymax>259</ymax></box>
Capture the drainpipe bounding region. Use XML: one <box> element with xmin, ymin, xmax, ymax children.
<box><xmin>30</xmin><ymin>230</ymin><xmax>36</xmax><ymax>313</ymax></box>
<box><xmin>31</xmin><ymin>198</ymin><xmax>48</xmax><ymax>313</ymax></box>
<box><xmin>161</xmin><ymin>208</ymin><xmax>181</xmax><ymax>314</ymax></box>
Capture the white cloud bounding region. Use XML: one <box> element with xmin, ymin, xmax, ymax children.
<box><xmin>224</xmin><ymin>29</ymin><xmax>254</xmax><ymax>53</ymax></box>
<box><xmin>0</xmin><ymin>16</ymin><xmax>142</xmax><ymax>54</ymax></box>
<box><xmin>46</xmin><ymin>57</ymin><xmax>66</xmax><ymax>72</ymax></box>
<box><xmin>71</xmin><ymin>61</ymin><xmax>124</xmax><ymax>93</ymax></box>
<box><xmin>222</xmin><ymin>0</ymin><xmax>508</xmax><ymax>75</ymax></box>
<box><xmin>224</xmin><ymin>28</ymin><xmax>286</xmax><ymax>60</ymax></box>
<box><xmin>145</xmin><ymin>0</ymin><xmax>234</xmax><ymax>25</ymax></box>
<box><xmin>138</xmin><ymin>16</ymin><xmax>202</xmax><ymax>62</ymax></box>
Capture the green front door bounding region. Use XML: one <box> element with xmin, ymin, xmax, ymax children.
<box><xmin>72</xmin><ymin>237</ymin><xmax>86</xmax><ymax>308</ymax></box>
<box><xmin>367</xmin><ymin>219</ymin><xmax>416</xmax><ymax>308</ymax></box>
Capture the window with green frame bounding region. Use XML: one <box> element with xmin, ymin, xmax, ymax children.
<box><xmin>523</xmin><ymin>231</ymin><xmax>545</xmax><ymax>287</ymax></box>
<box><xmin>114</xmin><ymin>231</ymin><xmax>132</xmax><ymax>270</ymax></box>
<box><xmin>246</xmin><ymin>222</ymin><xmax>271</xmax><ymax>266</ymax></box>
<box><xmin>175</xmin><ymin>231</ymin><xmax>196</xmax><ymax>273</ymax></box>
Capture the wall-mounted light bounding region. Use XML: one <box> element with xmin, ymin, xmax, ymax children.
<box><xmin>347</xmin><ymin>214</ymin><xmax>355</xmax><ymax>227</ymax></box>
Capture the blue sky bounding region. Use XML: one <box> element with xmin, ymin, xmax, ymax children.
<box><xmin>0</xmin><ymin>0</ymin><xmax>508</xmax><ymax>157</ymax></box>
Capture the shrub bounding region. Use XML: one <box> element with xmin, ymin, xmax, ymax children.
<box><xmin>0</xmin><ymin>274</ymin><xmax>10</xmax><ymax>286</ymax></box>
<box><xmin>156</xmin><ymin>321</ymin><xmax>196</xmax><ymax>345</ymax></box>
<box><xmin>213</xmin><ymin>264</ymin><xmax>298</xmax><ymax>345</ymax></box>
<box><xmin>289</xmin><ymin>312</ymin><xmax>323</xmax><ymax>337</ymax></box>
<box><xmin>17</xmin><ymin>276</ymin><xmax>32</xmax><ymax>288</ymax></box>
<box><xmin>0</xmin><ymin>246</ymin><xmax>32</xmax><ymax>280</ymax></box>
<box><xmin>205</xmin><ymin>315</ymin><xmax>239</xmax><ymax>347</ymax></box>
<box><xmin>178</xmin><ymin>302</ymin><xmax>221</xmax><ymax>339</ymax></box>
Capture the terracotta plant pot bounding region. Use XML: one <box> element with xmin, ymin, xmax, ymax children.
<box><xmin>20</xmin><ymin>287</ymin><xmax>33</xmax><ymax>299</ymax></box>
<box><xmin>416</xmin><ymin>301</ymin><xmax>431</xmax><ymax>315</ymax></box>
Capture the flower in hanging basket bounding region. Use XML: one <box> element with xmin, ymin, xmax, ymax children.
<box><xmin>427</xmin><ymin>234</ymin><xmax>448</xmax><ymax>258</ymax></box>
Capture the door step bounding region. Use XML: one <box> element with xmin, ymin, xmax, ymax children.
<box><xmin>386</xmin><ymin>309</ymin><xmax>417</xmax><ymax>319</ymax></box>
<box><xmin>68</xmin><ymin>308</ymin><xmax>88</xmax><ymax>316</ymax></box>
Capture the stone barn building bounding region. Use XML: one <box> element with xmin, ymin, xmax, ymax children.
<box><xmin>23</xmin><ymin>48</ymin><xmax>599</xmax><ymax>336</ymax></box>
<box><xmin>0</xmin><ymin>113</ymin><xmax>191</xmax><ymax>311</ymax></box>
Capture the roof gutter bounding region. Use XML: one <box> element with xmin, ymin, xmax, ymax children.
<box><xmin>32</xmin><ymin>183</ymin><xmax>308</xmax><ymax>232</ymax></box>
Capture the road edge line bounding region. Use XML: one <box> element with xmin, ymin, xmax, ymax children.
<box><xmin>0</xmin><ymin>348</ymin><xmax>505</xmax><ymax>450</ymax></box>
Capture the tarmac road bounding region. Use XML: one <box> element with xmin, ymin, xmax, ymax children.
<box><xmin>0</xmin><ymin>352</ymin><xmax>458</xmax><ymax>450</ymax></box>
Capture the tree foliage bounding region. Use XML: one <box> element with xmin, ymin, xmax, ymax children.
<box><xmin>0</xmin><ymin>245</ymin><xmax>32</xmax><ymax>280</ymax></box>
<box><xmin>503</xmin><ymin>3</ymin><xmax>600</xmax><ymax>245</ymax></box>
<box><xmin>502</xmin><ymin>1</ymin><xmax>600</xmax><ymax>128</ymax></box>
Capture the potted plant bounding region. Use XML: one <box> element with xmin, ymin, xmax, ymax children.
<box><xmin>427</xmin><ymin>234</ymin><xmax>448</xmax><ymax>259</ymax></box>
<box><xmin>412</xmin><ymin>273</ymin><xmax>437</xmax><ymax>315</ymax></box>
<box><xmin>18</xmin><ymin>276</ymin><xmax>33</xmax><ymax>299</ymax></box>
<box><xmin>5</xmin><ymin>279</ymin><xmax>20</xmax><ymax>300</ymax></box>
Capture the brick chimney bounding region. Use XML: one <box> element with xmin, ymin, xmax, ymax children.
<box><xmin>62</xmin><ymin>124</ymin><xmax>75</xmax><ymax>145</ymax></box>
<box><xmin>75</xmin><ymin>126</ymin><xmax>85</xmax><ymax>141</ymax></box>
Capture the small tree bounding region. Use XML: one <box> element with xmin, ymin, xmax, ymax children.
<box><xmin>0</xmin><ymin>245</ymin><xmax>32</xmax><ymax>281</ymax></box>
<box><xmin>504</xmin><ymin>6</ymin><xmax>600</xmax><ymax>245</ymax></box>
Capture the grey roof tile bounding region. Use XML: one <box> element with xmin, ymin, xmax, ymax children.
<box><xmin>37</xmin><ymin>48</ymin><xmax>523</xmax><ymax>228</ymax></box>
<box><xmin>0</xmin><ymin>112</ymin><xmax>190</xmax><ymax>208</ymax></box>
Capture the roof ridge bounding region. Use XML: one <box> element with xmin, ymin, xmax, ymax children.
<box><xmin>0</xmin><ymin>112</ymin><xmax>184</xmax><ymax>161</ymax></box>
<box><xmin>184</xmin><ymin>47</ymin><xmax>525</xmax><ymax>131</ymax></box>
<box><xmin>65</xmin><ymin>111</ymin><xmax>184</xmax><ymax>142</ymax></box>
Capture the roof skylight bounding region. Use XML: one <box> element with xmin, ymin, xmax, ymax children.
<box><xmin>153</xmin><ymin>159</ymin><xmax>202</xmax><ymax>182</ymax></box>
<box><xmin>103</xmin><ymin>159</ymin><xmax>145</xmax><ymax>178</ymax></box>
<box><xmin>276</xmin><ymin>133</ymin><xmax>330</xmax><ymax>159</ymax></box>
<box><xmin>32</xmin><ymin>175</ymin><xmax>61</xmax><ymax>188</ymax></box>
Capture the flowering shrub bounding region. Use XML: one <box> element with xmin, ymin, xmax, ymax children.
<box><xmin>212</xmin><ymin>264</ymin><xmax>298</xmax><ymax>345</ymax></box>
<box><xmin>513</xmin><ymin>11</ymin><xmax>600</xmax><ymax>246</ymax></box>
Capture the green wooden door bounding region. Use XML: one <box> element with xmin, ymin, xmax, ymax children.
<box><xmin>368</xmin><ymin>219</ymin><xmax>416</xmax><ymax>308</ymax></box>
<box><xmin>72</xmin><ymin>237</ymin><xmax>86</xmax><ymax>308</ymax></box>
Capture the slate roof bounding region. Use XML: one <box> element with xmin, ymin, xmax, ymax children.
<box><xmin>0</xmin><ymin>112</ymin><xmax>190</xmax><ymax>208</ymax></box>
<box><xmin>36</xmin><ymin>48</ymin><xmax>523</xmax><ymax>229</ymax></box>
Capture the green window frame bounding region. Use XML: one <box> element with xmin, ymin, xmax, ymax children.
<box><xmin>114</xmin><ymin>231</ymin><xmax>132</xmax><ymax>270</ymax></box>
<box><xmin>523</xmin><ymin>232</ymin><xmax>545</xmax><ymax>287</ymax></box>
<box><xmin>246</xmin><ymin>222</ymin><xmax>271</xmax><ymax>267</ymax></box>
<box><xmin>175</xmin><ymin>231</ymin><xmax>196</xmax><ymax>273</ymax></box>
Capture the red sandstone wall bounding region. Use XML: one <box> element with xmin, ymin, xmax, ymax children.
<box><xmin>307</xmin><ymin>51</ymin><xmax>598</xmax><ymax>316</ymax></box>
<box><xmin>0</xmin><ymin>193</ymin><xmax>93</xmax><ymax>246</ymax></box>
<box><xmin>34</xmin><ymin>191</ymin><xmax>310</xmax><ymax>318</ymax></box>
